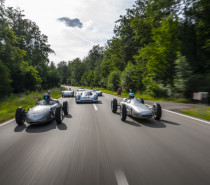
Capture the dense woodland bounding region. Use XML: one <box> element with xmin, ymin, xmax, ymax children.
<box><xmin>1</xmin><ymin>0</ymin><xmax>210</xmax><ymax>100</ymax></box>
<box><xmin>0</xmin><ymin>0</ymin><xmax>61</xmax><ymax>99</ymax></box>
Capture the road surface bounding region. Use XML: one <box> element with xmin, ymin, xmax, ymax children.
<box><xmin>0</xmin><ymin>87</ymin><xmax>210</xmax><ymax>185</ymax></box>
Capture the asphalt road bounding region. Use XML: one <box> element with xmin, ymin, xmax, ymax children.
<box><xmin>0</xmin><ymin>87</ymin><xmax>210</xmax><ymax>185</ymax></box>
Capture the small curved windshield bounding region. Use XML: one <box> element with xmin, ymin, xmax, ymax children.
<box><xmin>36</xmin><ymin>100</ymin><xmax>56</xmax><ymax>105</ymax></box>
<box><xmin>84</xmin><ymin>91</ymin><xmax>93</xmax><ymax>96</ymax></box>
<box><xmin>131</xmin><ymin>98</ymin><xmax>141</xmax><ymax>104</ymax></box>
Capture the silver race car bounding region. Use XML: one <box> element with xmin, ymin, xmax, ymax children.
<box><xmin>111</xmin><ymin>97</ymin><xmax>162</xmax><ymax>121</ymax></box>
<box><xmin>62</xmin><ymin>87</ymin><xmax>74</xmax><ymax>97</ymax></box>
<box><xmin>15</xmin><ymin>94</ymin><xmax>69</xmax><ymax>125</ymax></box>
<box><xmin>75</xmin><ymin>91</ymin><xmax>98</xmax><ymax>103</ymax></box>
<box><xmin>92</xmin><ymin>89</ymin><xmax>102</xmax><ymax>96</ymax></box>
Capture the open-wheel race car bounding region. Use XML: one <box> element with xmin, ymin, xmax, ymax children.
<box><xmin>62</xmin><ymin>87</ymin><xmax>74</xmax><ymax>97</ymax></box>
<box><xmin>111</xmin><ymin>96</ymin><xmax>162</xmax><ymax>121</ymax></box>
<box><xmin>15</xmin><ymin>94</ymin><xmax>69</xmax><ymax>125</ymax></box>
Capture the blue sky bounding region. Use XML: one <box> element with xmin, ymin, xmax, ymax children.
<box><xmin>5</xmin><ymin>0</ymin><xmax>136</xmax><ymax>64</ymax></box>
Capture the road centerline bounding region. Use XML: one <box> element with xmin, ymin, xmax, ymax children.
<box><xmin>115</xmin><ymin>170</ymin><xmax>129</xmax><ymax>185</ymax></box>
<box><xmin>93</xmin><ymin>104</ymin><xmax>98</xmax><ymax>111</ymax></box>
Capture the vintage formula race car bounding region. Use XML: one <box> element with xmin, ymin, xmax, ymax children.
<box><xmin>62</xmin><ymin>87</ymin><xmax>74</xmax><ymax>97</ymax></box>
<box><xmin>15</xmin><ymin>96</ymin><xmax>69</xmax><ymax>125</ymax></box>
<box><xmin>75</xmin><ymin>91</ymin><xmax>98</xmax><ymax>103</ymax></box>
<box><xmin>111</xmin><ymin>98</ymin><xmax>162</xmax><ymax>121</ymax></box>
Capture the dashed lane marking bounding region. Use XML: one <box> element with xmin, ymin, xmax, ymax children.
<box><xmin>115</xmin><ymin>170</ymin><xmax>129</xmax><ymax>185</ymax></box>
<box><xmin>93</xmin><ymin>104</ymin><xmax>98</xmax><ymax>111</ymax></box>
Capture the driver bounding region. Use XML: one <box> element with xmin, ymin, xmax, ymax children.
<box><xmin>43</xmin><ymin>94</ymin><xmax>51</xmax><ymax>104</ymax></box>
<box><xmin>129</xmin><ymin>92</ymin><xmax>135</xmax><ymax>99</ymax></box>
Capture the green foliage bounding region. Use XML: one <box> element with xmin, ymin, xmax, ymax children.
<box><xmin>121</xmin><ymin>62</ymin><xmax>140</xmax><ymax>92</ymax></box>
<box><xmin>173</xmin><ymin>54</ymin><xmax>192</xmax><ymax>97</ymax></box>
<box><xmin>0</xmin><ymin>2</ymin><xmax>56</xmax><ymax>97</ymax></box>
<box><xmin>107</xmin><ymin>70</ymin><xmax>121</xmax><ymax>91</ymax></box>
<box><xmin>57</xmin><ymin>61</ymin><xmax>70</xmax><ymax>84</ymax></box>
<box><xmin>0</xmin><ymin>60</ymin><xmax>12</xmax><ymax>99</ymax></box>
<box><xmin>42</xmin><ymin>62</ymin><xmax>61</xmax><ymax>89</ymax></box>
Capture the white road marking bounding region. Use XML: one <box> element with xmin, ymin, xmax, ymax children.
<box><xmin>145</xmin><ymin>104</ymin><xmax>210</xmax><ymax>125</ymax></box>
<box><xmin>115</xmin><ymin>170</ymin><xmax>129</xmax><ymax>185</ymax></box>
<box><xmin>163</xmin><ymin>109</ymin><xmax>210</xmax><ymax>125</ymax></box>
<box><xmin>93</xmin><ymin>104</ymin><xmax>98</xmax><ymax>111</ymax></box>
<box><xmin>0</xmin><ymin>119</ymin><xmax>15</xmax><ymax>127</ymax></box>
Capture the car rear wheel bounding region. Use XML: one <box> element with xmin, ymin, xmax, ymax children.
<box><xmin>15</xmin><ymin>107</ymin><xmax>26</xmax><ymax>125</ymax></box>
<box><xmin>111</xmin><ymin>98</ymin><xmax>117</xmax><ymax>113</ymax></box>
<box><xmin>120</xmin><ymin>104</ymin><xmax>127</xmax><ymax>121</ymax></box>
<box><xmin>63</xmin><ymin>101</ymin><xmax>68</xmax><ymax>115</ymax></box>
<box><xmin>152</xmin><ymin>103</ymin><xmax>162</xmax><ymax>120</ymax></box>
<box><xmin>55</xmin><ymin>106</ymin><xmax>63</xmax><ymax>124</ymax></box>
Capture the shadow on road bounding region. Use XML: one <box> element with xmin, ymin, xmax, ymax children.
<box><xmin>125</xmin><ymin>120</ymin><xmax>141</xmax><ymax>127</ymax></box>
<box><xmin>65</xmin><ymin>114</ymin><xmax>72</xmax><ymax>118</ymax></box>
<box><xmin>126</xmin><ymin>116</ymin><xmax>166</xmax><ymax>128</ymax></box>
<box><xmin>161</xmin><ymin>119</ymin><xmax>180</xmax><ymax>125</ymax></box>
<box><xmin>25</xmin><ymin>121</ymin><xmax>56</xmax><ymax>133</ymax></box>
<box><xmin>114</xmin><ymin>112</ymin><xmax>166</xmax><ymax>128</ymax></box>
<box><xmin>14</xmin><ymin>114</ymin><xmax>70</xmax><ymax>133</ymax></box>
<box><xmin>57</xmin><ymin>123</ymin><xmax>67</xmax><ymax>130</ymax></box>
<box><xmin>14</xmin><ymin>124</ymin><xmax>26</xmax><ymax>132</ymax></box>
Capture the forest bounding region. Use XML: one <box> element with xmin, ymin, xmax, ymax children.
<box><xmin>0</xmin><ymin>0</ymin><xmax>210</xmax><ymax>100</ymax></box>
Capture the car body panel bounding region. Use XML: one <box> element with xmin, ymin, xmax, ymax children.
<box><xmin>25</xmin><ymin>99</ymin><xmax>61</xmax><ymax>124</ymax></box>
<box><xmin>121</xmin><ymin>98</ymin><xmax>153</xmax><ymax>119</ymax></box>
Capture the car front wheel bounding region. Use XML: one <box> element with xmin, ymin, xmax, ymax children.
<box><xmin>152</xmin><ymin>103</ymin><xmax>162</xmax><ymax>120</ymax></box>
<box><xmin>55</xmin><ymin>106</ymin><xmax>63</xmax><ymax>124</ymax></box>
<box><xmin>111</xmin><ymin>98</ymin><xmax>117</xmax><ymax>113</ymax></box>
<box><xmin>63</xmin><ymin>101</ymin><xmax>68</xmax><ymax>115</ymax></box>
<box><xmin>15</xmin><ymin>107</ymin><xmax>26</xmax><ymax>125</ymax></box>
<box><xmin>120</xmin><ymin>104</ymin><xmax>127</xmax><ymax>121</ymax></box>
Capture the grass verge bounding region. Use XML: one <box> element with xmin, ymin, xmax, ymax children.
<box><xmin>0</xmin><ymin>87</ymin><xmax>64</xmax><ymax>123</ymax></box>
<box><xmin>83</xmin><ymin>86</ymin><xmax>190</xmax><ymax>103</ymax></box>
<box><xmin>179</xmin><ymin>107</ymin><xmax>210</xmax><ymax>121</ymax></box>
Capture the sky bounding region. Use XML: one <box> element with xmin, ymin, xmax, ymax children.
<box><xmin>5</xmin><ymin>0</ymin><xmax>136</xmax><ymax>65</ymax></box>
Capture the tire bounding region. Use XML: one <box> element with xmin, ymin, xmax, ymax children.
<box><xmin>55</xmin><ymin>106</ymin><xmax>63</xmax><ymax>124</ymax></box>
<box><xmin>152</xmin><ymin>103</ymin><xmax>162</xmax><ymax>120</ymax></box>
<box><xmin>15</xmin><ymin>107</ymin><xmax>25</xmax><ymax>125</ymax></box>
<box><xmin>139</xmin><ymin>98</ymin><xmax>144</xmax><ymax>104</ymax></box>
<box><xmin>111</xmin><ymin>98</ymin><xmax>117</xmax><ymax>113</ymax></box>
<box><xmin>120</xmin><ymin>104</ymin><xmax>127</xmax><ymax>121</ymax></box>
<box><xmin>63</xmin><ymin>101</ymin><xmax>68</xmax><ymax>115</ymax></box>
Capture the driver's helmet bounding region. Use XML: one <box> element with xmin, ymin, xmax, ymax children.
<box><xmin>129</xmin><ymin>93</ymin><xmax>135</xmax><ymax>99</ymax></box>
<box><xmin>43</xmin><ymin>94</ymin><xmax>50</xmax><ymax>100</ymax></box>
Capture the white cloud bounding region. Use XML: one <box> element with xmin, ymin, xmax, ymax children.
<box><xmin>5</xmin><ymin>0</ymin><xmax>136</xmax><ymax>64</ymax></box>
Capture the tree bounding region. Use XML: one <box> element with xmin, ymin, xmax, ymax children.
<box><xmin>121</xmin><ymin>62</ymin><xmax>141</xmax><ymax>92</ymax></box>
<box><xmin>107</xmin><ymin>70</ymin><xmax>121</xmax><ymax>91</ymax></box>
<box><xmin>57</xmin><ymin>61</ymin><xmax>69</xmax><ymax>84</ymax></box>
<box><xmin>0</xmin><ymin>60</ymin><xmax>12</xmax><ymax>99</ymax></box>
